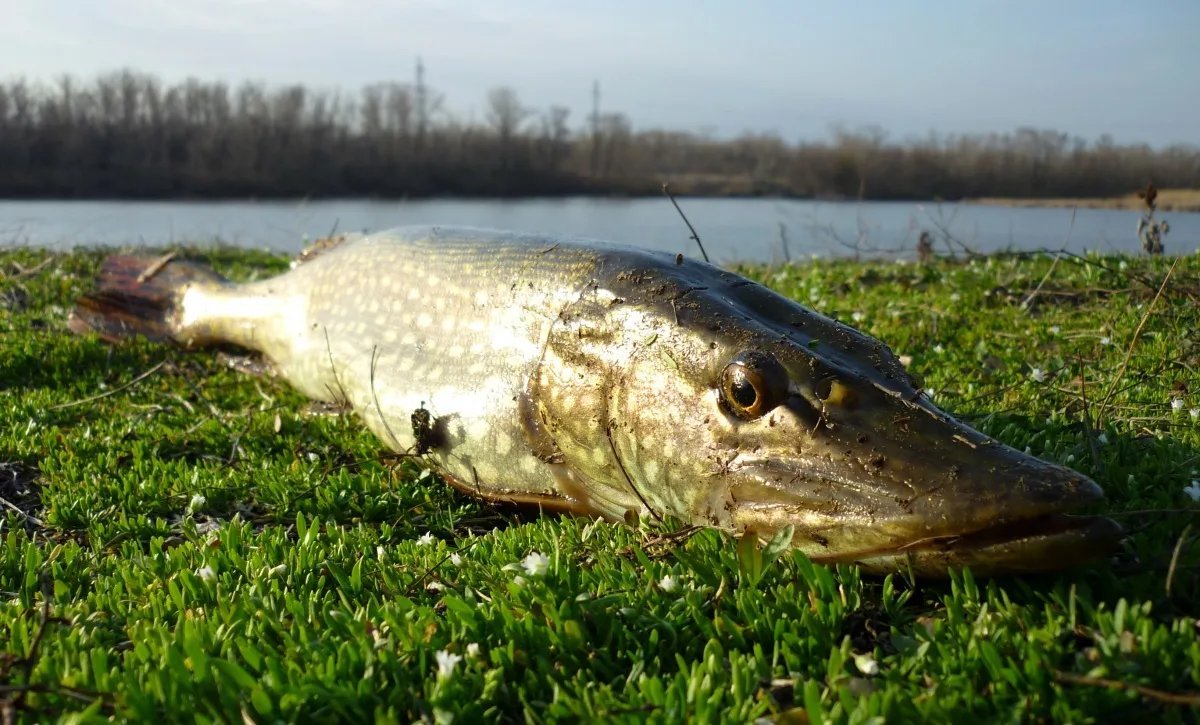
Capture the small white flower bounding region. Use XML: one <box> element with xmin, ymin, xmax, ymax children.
<box><xmin>1096</xmin><ymin>433</ymin><xmax>1109</xmax><ymax>445</ymax></box>
<box><xmin>1048</xmin><ymin>326</ymin><xmax>1060</xmax><ymax>335</ymax></box>
<box><xmin>658</xmin><ymin>574</ymin><xmax>678</xmax><ymax>593</ymax></box>
<box><xmin>925</xmin><ymin>388</ymin><xmax>936</xmax><ymax>399</ymax></box>
<box><xmin>195</xmin><ymin>565</ymin><xmax>216</xmax><ymax>582</ymax></box>
<box><xmin>186</xmin><ymin>494</ymin><xmax>207</xmax><ymax>514</ymax></box>
<box><xmin>450</xmin><ymin>553</ymin><xmax>464</xmax><ymax>567</ymax></box>
<box><xmin>1191</xmin><ymin>408</ymin><xmax>1199</xmax><ymax>420</ymax></box>
<box><xmin>522</xmin><ymin>552</ymin><xmax>550</xmax><ymax>576</ymax></box>
<box><xmin>1119</xmin><ymin>260</ymin><xmax>1129</xmax><ymax>270</ymax></box>
<box><xmin>851</xmin><ymin>311</ymin><xmax>865</xmax><ymax>323</ymax></box>
<box><xmin>1184</xmin><ymin>481</ymin><xmax>1200</xmax><ymax>502</ymax></box>
<box><xmin>1030</xmin><ymin>368</ymin><xmax>1047</xmax><ymax>383</ymax></box>
<box><xmin>376</xmin><ymin>546</ymin><xmax>386</xmax><ymax>560</ymax></box>
<box><xmin>435</xmin><ymin>650</ymin><xmax>462</xmax><ymax>679</ymax></box>
<box><xmin>949</xmin><ymin>292</ymin><xmax>961</xmax><ymax>302</ymax></box>
<box><xmin>853</xmin><ymin>653</ymin><xmax>880</xmax><ymax>676</ymax></box>
<box><xmin>466</xmin><ymin>642</ymin><xmax>481</xmax><ymax>659</ymax></box>
<box><xmin>417</xmin><ymin>532</ymin><xmax>436</xmax><ymax>546</ymax></box>
<box><xmin>1100</xmin><ymin>336</ymin><xmax>1112</xmax><ymax>346</ymax></box>
<box><xmin>1171</xmin><ymin>398</ymin><xmax>1185</xmax><ymax>412</ymax></box>
<box><xmin>513</xmin><ymin>575</ymin><xmax>527</xmax><ymax>587</ymax></box>
<box><xmin>933</xmin><ymin>344</ymin><xmax>945</xmax><ymax>354</ymax></box>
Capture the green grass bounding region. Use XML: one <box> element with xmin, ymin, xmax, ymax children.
<box><xmin>1</xmin><ymin>246</ymin><xmax>1199</xmax><ymax>722</ymax></box>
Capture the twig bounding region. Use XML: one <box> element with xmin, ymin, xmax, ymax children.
<box><xmin>661</xmin><ymin>183</ymin><xmax>710</xmax><ymax>263</ymax></box>
<box><xmin>323</xmin><ymin>326</ymin><xmax>351</xmax><ymax>406</ymax></box>
<box><xmin>1021</xmin><ymin>207</ymin><xmax>1077</xmax><ymax>311</ymax></box>
<box><xmin>1075</xmin><ymin>355</ymin><xmax>1102</xmax><ymax>475</ymax></box>
<box><xmin>606</xmin><ymin>422</ymin><xmax>663</xmax><ymax>524</ymax></box>
<box><xmin>1165</xmin><ymin>523</ymin><xmax>1192</xmax><ymax>597</ymax></box>
<box><xmin>1</xmin><ymin>583</ymin><xmax>55</xmax><ymax>720</ymax></box>
<box><xmin>402</xmin><ymin>538</ymin><xmax>482</xmax><ymax>597</ymax></box>
<box><xmin>1052</xmin><ymin>670</ymin><xmax>1200</xmax><ymax>706</ymax></box>
<box><xmin>369</xmin><ymin>345</ymin><xmax>404</xmax><ymax>450</ymax></box>
<box><xmin>1096</xmin><ymin>258</ymin><xmax>1180</xmax><ymax>425</ymax></box>
<box><xmin>0</xmin><ymin>495</ymin><xmax>43</xmax><ymax>528</ymax></box>
<box><xmin>136</xmin><ymin>251</ymin><xmax>177</xmax><ymax>283</ymax></box>
<box><xmin>2</xmin><ymin>257</ymin><xmax>53</xmax><ymax>281</ymax></box>
<box><xmin>48</xmin><ymin>360</ymin><xmax>167</xmax><ymax>410</ymax></box>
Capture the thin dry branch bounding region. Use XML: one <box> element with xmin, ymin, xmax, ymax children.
<box><xmin>1021</xmin><ymin>207</ymin><xmax>1077</xmax><ymax>310</ymax></box>
<box><xmin>48</xmin><ymin>359</ymin><xmax>167</xmax><ymax>410</ymax></box>
<box><xmin>662</xmin><ymin>183</ymin><xmax>710</xmax><ymax>263</ymax></box>
<box><xmin>1096</xmin><ymin>258</ymin><xmax>1180</xmax><ymax>425</ymax></box>
<box><xmin>1165</xmin><ymin>523</ymin><xmax>1192</xmax><ymax>597</ymax></box>
<box><xmin>1053</xmin><ymin>670</ymin><xmax>1200</xmax><ymax>706</ymax></box>
<box><xmin>606</xmin><ymin>421</ymin><xmax>664</xmax><ymax>524</ymax></box>
<box><xmin>0</xmin><ymin>494</ymin><xmax>43</xmax><ymax>528</ymax></box>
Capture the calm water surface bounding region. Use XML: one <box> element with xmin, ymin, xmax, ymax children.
<box><xmin>2</xmin><ymin>197</ymin><xmax>1196</xmax><ymax>262</ymax></box>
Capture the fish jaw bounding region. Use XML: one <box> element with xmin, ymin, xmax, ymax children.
<box><xmin>722</xmin><ymin>392</ymin><xmax>1123</xmax><ymax>576</ymax></box>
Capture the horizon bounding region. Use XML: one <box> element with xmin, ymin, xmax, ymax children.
<box><xmin>3</xmin><ymin>1</ymin><xmax>1200</xmax><ymax>148</ymax></box>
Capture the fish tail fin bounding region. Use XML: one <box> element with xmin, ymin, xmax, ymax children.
<box><xmin>69</xmin><ymin>253</ymin><xmax>228</xmax><ymax>344</ymax></box>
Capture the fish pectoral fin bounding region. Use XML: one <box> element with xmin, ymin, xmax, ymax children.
<box><xmin>517</xmin><ymin>388</ymin><xmax>565</xmax><ymax>464</ymax></box>
<box><xmin>440</xmin><ymin>468</ymin><xmax>593</xmax><ymax>516</ymax></box>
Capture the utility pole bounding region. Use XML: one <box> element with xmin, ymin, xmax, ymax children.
<box><xmin>589</xmin><ymin>79</ymin><xmax>600</xmax><ymax>176</ymax></box>
<box><xmin>415</xmin><ymin>56</ymin><xmax>427</xmax><ymax>153</ymax></box>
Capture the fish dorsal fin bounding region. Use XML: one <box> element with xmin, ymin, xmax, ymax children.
<box><xmin>294</xmin><ymin>233</ymin><xmax>362</xmax><ymax>266</ymax></box>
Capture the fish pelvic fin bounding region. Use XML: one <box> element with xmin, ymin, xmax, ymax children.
<box><xmin>69</xmin><ymin>253</ymin><xmax>228</xmax><ymax>345</ymax></box>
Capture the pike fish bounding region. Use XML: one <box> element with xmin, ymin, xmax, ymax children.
<box><xmin>70</xmin><ymin>227</ymin><xmax>1122</xmax><ymax>575</ymax></box>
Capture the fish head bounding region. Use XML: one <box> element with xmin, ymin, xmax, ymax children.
<box><xmin>567</xmin><ymin>253</ymin><xmax>1123</xmax><ymax>576</ymax></box>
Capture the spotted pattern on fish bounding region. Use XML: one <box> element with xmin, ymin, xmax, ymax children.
<box><xmin>77</xmin><ymin>225</ymin><xmax>1123</xmax><ymax>575</ymax></box>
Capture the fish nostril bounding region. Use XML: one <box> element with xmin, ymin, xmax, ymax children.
<box><xmin>816</xmin><ymin>377</ymin><xmax>858</xmax><ymax>409</ymax></box>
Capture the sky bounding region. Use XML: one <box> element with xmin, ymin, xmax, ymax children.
<box><xmin>2</xmin><ymin>0</ymin><xmax>1198</xmax><ymax>146</ymax></box>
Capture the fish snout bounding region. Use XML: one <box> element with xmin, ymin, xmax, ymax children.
<box><xmin>723</xmin><ymin>416</ymin><xmax>1123</xmax><ymax>575</ymax></box>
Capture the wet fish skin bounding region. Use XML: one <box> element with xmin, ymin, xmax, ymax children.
<box><xmin>71</xmin><ymin>226</ymin><xmax>1122</xmax><ymax>575</ymax></box>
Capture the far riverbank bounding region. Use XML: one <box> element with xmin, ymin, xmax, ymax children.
<box><xmin>971</xmin><ymin>188</ymin><xmax>1200</xmax><ymax>213</ymax></box>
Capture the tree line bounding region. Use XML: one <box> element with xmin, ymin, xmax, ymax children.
<box><xmin>0</xmin><ymin>69</ymin><xmax>1196</xmax><ymax>200</ymax></box>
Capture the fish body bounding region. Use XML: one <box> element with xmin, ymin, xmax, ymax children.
<box><xmin>71</xmin><ymin>226</ymin><xmax>1121</xmax><ymax>575</ymax></box>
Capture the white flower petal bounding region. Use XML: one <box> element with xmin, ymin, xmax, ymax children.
<box><xmin>435</xmin><ymin>650</ymin><xmax>463</xmax><ymax>679</ymax></box>
<box><xmin>853</xmin><ymin>653</ymin><xmax>880</xmax><ymax>676</ymax></box>
<box><xmin>521</xmin><ymin>552</ymin><xmax>550</xmax><ymax>576</ymax></box>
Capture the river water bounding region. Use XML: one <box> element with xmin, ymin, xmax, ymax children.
<box><xmin>1</xmin><ymin>197</ymin><xmax>1195</xmax><ymax>262</ymax></box>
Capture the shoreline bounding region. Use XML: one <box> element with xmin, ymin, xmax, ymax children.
<box><xmin>969</xmin><ymin>188</ymin><xmax>1200</xmax><ymax>213</ymax></box>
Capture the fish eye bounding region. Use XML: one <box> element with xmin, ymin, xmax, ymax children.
<box><xmin>720</xmin><ymin>351</ymin><xmax>789</xmax><ymax>420</ymax></box>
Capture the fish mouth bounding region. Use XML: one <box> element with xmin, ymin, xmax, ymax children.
<box><xmin>826</xmin><ymin>513</ymin><xmax>1124</xmax><ymax>576</ymax></box>
<box><xmin>728</xmin><ymin>457</ymin><xmax>1124</xmax><ymax>577</ymax></box>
